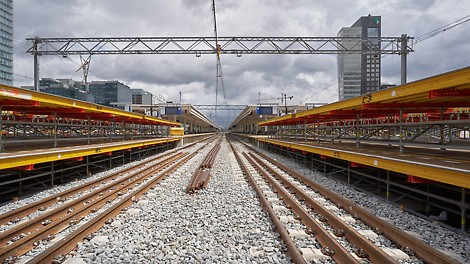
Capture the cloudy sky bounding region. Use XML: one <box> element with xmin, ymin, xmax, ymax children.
<box><xmin>12</xmin><ymin>0</ymin><xmax>470</xmax><ymax>109</ymax></box>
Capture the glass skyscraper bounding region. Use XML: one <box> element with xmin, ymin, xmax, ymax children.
<box><xmin>0</xmin><ymin>0</ymin><xmax>13</xmax><ymax>86</ymax></box>
<box><xmin>337</xmin><ymin>15</ymin><xmax>381</xmax><ymax>100</ymax></box>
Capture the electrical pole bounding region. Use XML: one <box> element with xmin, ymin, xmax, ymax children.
<box><xmin>150</xmin><ymin>94</ymin><xmax>153</xmax><ymax>117</ymax></box>
<box><xmin>281</xmin><ymin>93</ymin><xmax>293</xmax><ymax>115</ymax></box>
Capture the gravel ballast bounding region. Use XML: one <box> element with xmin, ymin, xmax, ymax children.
<box><xmin>69</xmin><ymin>140</ymin><xmax>289</xmax><ymax>263</ymax></box>
<box><xmin>2</xmin><ymin>136</ymin><xmax>468</xmax><ymax>263</ymax></box>
<box><xmin>257</xmin><ymin>143</ymin><xmax>469</xmax><ymax>263</ymax></box>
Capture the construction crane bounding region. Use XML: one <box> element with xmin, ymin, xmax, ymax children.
<box><xmin>212</xmin><ymin>0</ymin><xmax>226</xmax><ymax>112</ymax></box>
<box><xmin>75</xmin><ymin>55</ymin><xmax>91</xmax><ymax>92</ymax></box>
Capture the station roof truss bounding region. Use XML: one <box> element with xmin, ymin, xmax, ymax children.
<box><xmin>0</xmin><ymin>85</ymin><xmax>180</xmax><ymax>127</ymax></box>
<box><xmin>259</xmin><ymin>66</ymin><xmax>470</xmax><ymax>126</ymax></box>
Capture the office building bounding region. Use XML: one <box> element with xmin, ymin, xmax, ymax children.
<box><xmin>22</xmin><ymin>78</ymin><xmax>95</xmax><ymax>102</ymax></box>
<box><xmin>337</xmin><ymin>15</ymin><xmax>381</xmax><ymax>100</ymax></box>
<box><xmin>132</xmin><ymin>89</ymin><xmax>153</xmax><ymax>105</ymax></box>
<box><xmin>0</xmin><ymin>0</ymin><xmax>13</xmax><ymax>85</ymax></box>
<box><xmin>88</xmin><ymin>80</ymin><xmax>132</xmax><ymax>110</ymax></box>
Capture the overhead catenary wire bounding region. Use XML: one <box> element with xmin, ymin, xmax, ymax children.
<box><xmin>414</xmin><ymin>14</ymin><xmax>470</xmax><ymax>44</ymax></box>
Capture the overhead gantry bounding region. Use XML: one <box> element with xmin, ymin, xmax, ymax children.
<box><xmin>26</xmin><ymin>35</ymin><xmax>414</xmax><ymax>91</ymax></box>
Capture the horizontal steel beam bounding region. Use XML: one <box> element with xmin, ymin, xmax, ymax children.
<box><xmin>193</xmin><ymin>104</ymin><xmax>247</xmax><ymax>110</ymax></box>
<box><xmin>26</xmin><ymin>36</ymin><xmax>414</xmax><ymax>55</ymax></box>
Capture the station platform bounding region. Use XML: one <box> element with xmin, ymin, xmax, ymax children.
<box><xmin>0</xmin><ymin>137</ymin><xmax>180</xmax><ymax>171</ymax></box>
<box><xmin>258</xmin><ymin>137</ymin><xmax>469</xmax><ymax>188</ymax></box>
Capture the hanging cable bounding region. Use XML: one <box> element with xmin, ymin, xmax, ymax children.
<box><xmin>414</xmin><ymin>14</ymin><xmax>470</xmax><ymax>44</ymax></box>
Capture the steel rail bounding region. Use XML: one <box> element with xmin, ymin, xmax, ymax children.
<box><xmin>0</xmin><ymin>152</ymin><xmax>183</xmax><ymax>247</ymax></box>
<box><xmin>248</xmin><ymin>152</ymin><xmax>398</xmax><ymax>263</ymax></box>
<box><xmin>0</xmin><ymin>152</ymin><xmax>185</xmax><ymax>262</ymax></box>
<box><xmin>0</xmin><ymin>148</ymin><xmax>182</xmax><ymax>226</ymax></box>
<box><xmin>242</xmin><ymin>152</ymin><xmax>360</xmax><ymax>264</ymax></box>
<box><xmin>185</xmin><ymin>139</ymin><xmax>221</xmax><ymax>193</ymax></box>
<box><xmin>227</xmin><ymin>141</ymin><xmax>306</xmax><ymax>264</ymax></box>
<box><xmin>0</xmin><ymin>139</ymin><xmax>202</xmax><ymax>226</ymax></box>
<box><xmin>26</xmin><ymin>151</ymin><xmax>196</xmax><ymax>263</ymax></box>
<box><xmin>249</xmin><ymin>144</ymin><xmax>458</xmax><ymax>264</ymax></box>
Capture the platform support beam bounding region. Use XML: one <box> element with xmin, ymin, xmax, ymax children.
<box><xmin>18</xmin><ymin>172</ymin><xmax>23</xmax><ymax>195</ymax></box>
<box><xmin>386</xmin><ymin>170</ymin><xmax>390</xmax><ymax>201</ymax></box>
<box><xmin>439</xmin><ymin>107</ymin><xmax>445</xmax><ymax>148</ymax></box>
<box><xmin>461</xmin><ymin>188</ymin><xmax>467</xmax><ymax>233</ymax></box>
<box><xmin>86</xmin><ymin>156</ymin><xmax>90</xmax><ymax>177</ymax></box>
<box><xmin>51</xmin><ymin>161</ymin><xmax>55</xmax><ymax>186</ymax></box>
<box><xmin>399</xmin><ymin>108</ymin><xmax>404</xmax><ymax>153</ymax></box>
<box><xmin>347</xmin><ymin>162</ymin><xmax>351</xmax><ymax>185</ymax></box>
<box><xmin>53</xmin><ymin>112</ymin><xmax>58</xmax><ymax>148</ymax></box>
<box><xmin>0</xmin><ymin>106</ymin><xmax>3</xmax><ymax>152</ymax></box>
<box><xmin>355</xmin><ymin>114</ymin><xmax>360</xmax><ymax>147</ymax></box>
<box><xmin>87</xmin><ymin>116</ymin><xmax>91</xmax><ymax>144</ymax></box>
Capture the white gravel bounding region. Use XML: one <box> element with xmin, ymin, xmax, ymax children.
<box><xmin>257</xmin><ymin>143</ymin><xmax>469</xmax><ymax>263</ymax></box>
<box><xmin>3</xmin><ymin>136</ymin><xmax>468</xmax><ymax>263</ymax></box>
<box><xmin>68</xmin><ymin>140</ymin><xmax>290</xmax><ymax>263</ymax></box>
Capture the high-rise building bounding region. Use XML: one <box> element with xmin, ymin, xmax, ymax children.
<box><xmin>0</xmin><ymin>0</ymin><xmax>13</xmax><ymax>86</ymax></box>
<box><xmin>337</xmin><ymin>15</ymin><xmax>381</xmax><ymax>100</ymax></box>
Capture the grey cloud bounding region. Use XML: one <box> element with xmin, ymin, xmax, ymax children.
<box><xmin>12</xmin><ymin>0</ymin><xmax>470</xmax><ymax>117</ymax></box>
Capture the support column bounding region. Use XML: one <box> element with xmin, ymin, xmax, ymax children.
<box><xmin>355</xmin><ymin>114</ymin><xmax>360</xmax><ymax>147</ymax></box>
<box><xmin>399</xmin><ymin>108</ymin><xmax>404</xmax><ymax>153</ymax></box>
<box><xmin>87</xmin><ymin>116</ymin><xmax>91</xmax><ymax>144</ymax></box>
<box><xmin>400</xmin><ymin>34</ymin><xmax>408</xmax><ymax>85</ymax></box>
<box><xmin>19</xmin><ymin>172</ymin><xmax>23</xmax><ymax>196</ymax></box>
<box><xmin>439</xmin><ymin>107</ymin><xmax>445</xmax><ymax>149</ymax></box>
<box><xmin>461</xmin><ymin>188</ymin><xmax>466</xmax><ymax>233</ymax></box>
<box><xmin>53</xmin><ymin>112</ymin><xmax>58</xmax><ymax>148</ymax></box>
<box><xmin>0</xmin><ymin>106</ymin><xmax>3</xmax><ymax>152</ymax></box>
<box><xmin>33</xmin><ymin>37</ymin><xmax>40</xmax><ymax>91</ymax></box>
<box><xmin>86</xmin><ymin>156</ymin><xmax>90</xmax><ymax>177</ymax></box>
<box><xmin>51</xmin><ymin>161</ymin><xmax>55</xmax><ymax>186</ymax></box>
<box><xmin>122</xmin><ymin>121</ymin><xmax>126</xmax><ymax>140</ymax></box>
<box><xmin>386</xmin><ymin>171</ymin><xmax>390</xmax><ymax>201</ymax></box>
<box><xmin>304</xmin><ymin>121</ymin><xmax>307</xmax><ymax>141</ymax></box>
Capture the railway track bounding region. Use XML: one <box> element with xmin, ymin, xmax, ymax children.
<box><xmin>186</xmin><ymin>137</ymin><xmax>222</xmax><ymax>194</ymax></box>
<box><xmin>0</xmin><ymin>137</ymin><xmax>217</xmax><ymax>263</ymax></box>
<box><xmin>228</xmin><ymin>136</ymin><xmax>457</xmax><ymax>264</ymax></box>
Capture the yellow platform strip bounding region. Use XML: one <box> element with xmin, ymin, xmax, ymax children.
<box><xmin>0</xmin><ymin>138</ymin><xmax>180</xmax><ymax>170</ymax></box>
<box><xmin>0</xmin><ymin>85</ymin><xmax>180</xmax><ymax>127</ymax></box>
<box><xmin>259</xmin><ymin>138</ymin><xmax>470</xmax><ymax>188</ymax></box>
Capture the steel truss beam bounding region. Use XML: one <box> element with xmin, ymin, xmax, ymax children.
<box><xmin>194</xmin><ymin>104</ymin><xmax>247</xmax><ymax>111</ymax></box>
<box><xmin>27</xmin><ymin>36</ymin><xmax>413</xmax><ymax>55</ymax></box>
